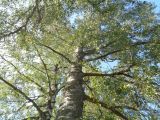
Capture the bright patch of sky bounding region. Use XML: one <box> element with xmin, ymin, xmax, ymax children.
<box><xmin>69</xmin><ymin>12</ymin><xmax>84</xmax><ymax>27</ymax></box>
<box><xmin>144</xmin><ymin>0</ymin><xmax>160</xmax><ymax>12</ymax></box>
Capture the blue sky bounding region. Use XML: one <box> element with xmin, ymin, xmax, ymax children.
<box><xmin>100</xmin><ymin>0</ymin><xmax>160</xmax><ymax>72</ymax></box>
<box><xmin>145</xmin><ymin>0</ymin><xmax>160</xmax><ymax>12</ymax></box>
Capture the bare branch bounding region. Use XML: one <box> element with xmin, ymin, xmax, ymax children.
<box><xmin>37</xmin><ymin>42</ymin><xmax>73</xmax><ymax>64</ymax></box>
<box><xmin>84</xmin><ymin>95</ymin><xmax>129</xmax><ymax>120</ymax></box>
<box><xmin>84</xmin><ymin>72</ymin><xmax>133</xmax><ymax>78</ymax></box>
<box><xmin>0</xmin><ymin>76</ymin><xmax>43</xmax><ymax>116</ymax></box>
<box><xmin>85</xmin><ymin>40</ymin><xmax>157</xmax><ymax>62</ymax></box>
<box><xmin>84</xmin><ymin>64</ymin><xmax>134</xmax><ymax>78</ymax></box>
<box><xmin>85</xmin><ymin>49</ymin><xmax>122</xmax><ymax>61</ymax></box>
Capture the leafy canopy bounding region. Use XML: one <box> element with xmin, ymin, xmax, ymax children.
<box><xmin>0</xmin><ymin>0</ymin><xmax>160</xmax><ymax>119</ymax></box>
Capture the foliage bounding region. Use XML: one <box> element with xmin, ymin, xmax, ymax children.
<box><xmin>0</xmin><ymin>0</ymin><xmax>160</xmax><ymax>119</ymax></box>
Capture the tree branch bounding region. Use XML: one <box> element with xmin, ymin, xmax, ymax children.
<box><xmin>85</xmin><ymin>41</ymin><xmax>157</xmax><ymax>62</ymax></box>
<box><xmin>84</xmin><ymin>64</ymin><xmax>134</xmax><ymax>78</ymax></box>
<box><xmin>0</xmin><ymin>55</ymin><xmax>45</xmax><ymax>92</ymax></box>
<box><xmin>84</xmin><ymin>95</ymin><xmax>129</xmax><ymax>120</ymax></box>
<box><xmin>16</xmin><ymin>101</ymin><xmax>28</xmax><ymax>112</ymax></box>
<box><xmin>0</xmin><ymin>0</ymin><xmax>39</xmax><ymax>39</ymax></box>
<box><xmin>34</xmin><ymin>45</ymin><xmax>52</xmax><ymax>92</ymax></box>
<box><xmin>37</xmin><ymin>43</ymin><xmax>73</xmax><ymax>64</ymax></box>
<box><xmin>0</xmin><ymin>76</ymin><xmax>43</xmax><ymax>116</ymax></box>
<box><xmin>85</xmin><ymin>49</ymin><xmax>122</xmax><ymax>61</ymax></box>
<box><xmin>83</xmin><ymin>41</ymin><xmax>117</xmax><ymax>56</ymax></box>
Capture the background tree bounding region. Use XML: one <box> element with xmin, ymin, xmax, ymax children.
<box><xmin>0</xmin><ymin>0</ymin><xmax>160</xmax><ymax>120</ymax></box>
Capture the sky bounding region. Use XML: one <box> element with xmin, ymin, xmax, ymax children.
<box><xmin>100</xmin><ymin>0</ymin><xmax>160</xmax><ymax>72</ymax></box>
<box><xmin>70</xmin><ymin>0</ymin><xmax>160</xmax><ymax>26</ymax></box>
<box><xmin>145</xmin><ymin>0</ymin><xmax>160</xmax><ymax>12</ymax></box>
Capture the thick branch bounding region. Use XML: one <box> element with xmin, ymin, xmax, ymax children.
<box><xmin>37</xmin><ymin>43</ymin><xmax>73</xmax><ymax>64</ymax></box>
<box><xmin>84</xmin><ymin>64</ymin><xmax>134</xmax><ymax>78</ymax></box>
<box><xmin>85</xmin><ymin>49</ymin><xmax>122</xmax><ymax>61</ymax></box>
<box><xmin>85</xmin><ymin>41</ymin><xmax>156</xmax><ymax>62</ymax></box>
<box><xmin>0</xmin><ymin>76</ymin><xmax>43</xmax><ymax>116</ymax></box>
<box><xmin>84</xmin><ymin>95</ymin><xmax>129</xmax><ymax>120</ymax></box>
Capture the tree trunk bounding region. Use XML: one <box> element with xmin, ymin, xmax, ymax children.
<box><xmin>55</xmin><ymin>47</ymin><xmax>84</xmax><ymax>120</ymax></box>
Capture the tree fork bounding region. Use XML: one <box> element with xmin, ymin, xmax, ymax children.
<box><xmin>55</xmin><ymin>47</ymin><xmax>85</xmax><ymax>120</ymax></box>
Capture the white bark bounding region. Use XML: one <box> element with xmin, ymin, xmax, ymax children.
<box><xmin>56</xmin><ymin>47</ymin><xmax>84</xmax><ymax>120</ymax></box>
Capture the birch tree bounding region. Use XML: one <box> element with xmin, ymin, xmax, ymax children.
<box><xmin>0</xmin><ymin>0</ymin><xmax>160</xmax><ymax>120</ymax></box>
